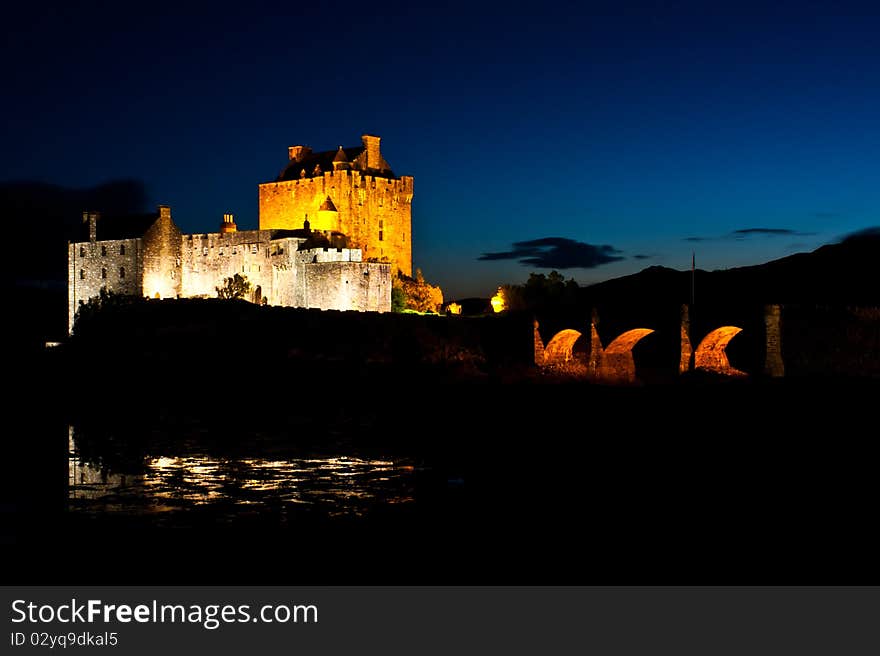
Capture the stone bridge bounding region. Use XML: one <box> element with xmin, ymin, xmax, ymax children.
<box><xmin>534</xmin><ymin>304</ymin><xmax>784</xmax><ymax>383</ymax></box>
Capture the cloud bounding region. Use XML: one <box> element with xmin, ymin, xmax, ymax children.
<box><xmin>812</xmin><ymin>211</ymin><xmax>840</xmax><ymax>219</ymax></box>
<box><xmin>732</xmin><ymin>228</ymin><xmax>802</xmax><ymax>236</ymax></box>
<box><xmin>633</xmin><ymin>254</ymin><xmax>653</xmax><ymax>260</ymax></box>
<box><xmin>684</xmin><ymin>227</ymin><xmax>816</xmax><ymax>242</ymax></box>
<box><xmin>478</xmin><ymin>237</ymin><xmax>624</xmax><ymax>269</ymax></box>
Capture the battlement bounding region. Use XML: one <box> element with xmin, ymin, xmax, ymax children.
<box><xmin>262</xmin><ymin>168</ymin><xmax>414</xmax><ymax>191</ymax></box>
<box><xmin>297</xmin><ymin>247</ymin><xmax>364</xmax><ymax>264</ymax></box>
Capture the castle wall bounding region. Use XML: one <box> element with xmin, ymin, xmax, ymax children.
<box><xmin>179</xmin><ymin>229</ymin><xmax>283</xmax><ymax>303</ymax></box>
<box><xmin>258</xmin><ymin>170</ymin><xmax>413</xmax><ymax>276</ymax></box>
<box><xmin>68</xmin><ymin>237</ymin><xmax>142</xmax><ymax>333</ymax></box>
<box><xmin>302</xmin><ymin>261</ymin><xmax>391</xmax><ymax>313</ymax></box>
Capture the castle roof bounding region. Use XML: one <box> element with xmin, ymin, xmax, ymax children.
<box><xmin>275</xmin><ymin>145</ymin><xmax>395</xmax><ymax>182</ymax></box>
<box><xmin>74</xmin><ymin>210</ymin><xmax>160</xmax><ymax>242</ymax></box>
<box><xmin>318</xmin><ymin>196</ymin><xmax>338</xmax><ymax>212</ymax></box>
<box><xmin>332</xmin><ymin>146</ymin><xmax>348</xmax><ymax>163</ymax></box>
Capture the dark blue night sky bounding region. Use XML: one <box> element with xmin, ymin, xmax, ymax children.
<box><xmin>3</xmin><ymin>1</ymin><xmax>879</xmax><ymax>298</ymax></box>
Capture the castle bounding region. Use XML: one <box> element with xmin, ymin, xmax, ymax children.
<box><xmin>67</xmin><ymin>134</ymin><xmax>411</xmax><ymax>333</ymax></box>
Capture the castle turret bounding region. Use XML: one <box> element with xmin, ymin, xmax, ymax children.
<box><xmin>332</xmin><ymin>146</ymin><xmax>349</xmax><ymax>171</ymax></box>
<box><xmin>315</xmin><ymin>196</ymin><xmax>339</xmax><ymax>232</ymax></box>
<box><xmin>220</xmin><ymin>212</ymin><xmax>237</xmax><ymax>233</ymax></box>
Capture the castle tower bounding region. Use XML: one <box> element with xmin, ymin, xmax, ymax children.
<box><xmin>142</xmin><ymin>205</ymin><xmax>182</xmax><ymax>299</ymax></box>
<box><xmin>219</xmin><ymin>212</ymin><xmax>238</xmax><ymax>233</ymax></box>
<box><xmin>258</xmin><ymin>134</ymin><xmax>413</xmax><ymax>276</ymax></box>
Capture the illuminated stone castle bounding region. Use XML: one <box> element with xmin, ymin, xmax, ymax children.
<box><xmin>259</xmin><ymin>134</ymin><xmax>413</xmax><ymax>277</ymax></box>
<box><xmin>67</xmin><ymin>134</ymin><xmax>412</xmax><ymax>333</ymax></box>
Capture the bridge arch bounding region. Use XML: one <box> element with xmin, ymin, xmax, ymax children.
<box><xmin>599</xmin><ymin>328</ymin><xmax>655</xmax><ymax>383</ymax></box>
<box><xmin>544</xmin><ymin>329</ymin><xmax>583</xmax><ymax>365</ymax></box>
<box><xmin>695</xmin><ymin>326</ymin><xmax>746</xmax><ymax>376</ymax></box>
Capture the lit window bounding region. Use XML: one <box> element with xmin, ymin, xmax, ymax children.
<box><xmin>80</xmin><ymin>269</ymin><xmax>85</xmax><ymax>280</ymax></box>
<box><xmin>251</xmin><ymin>244</ymin><xmax>257</xmax><ymax>254</ymax></box>
<box><xmin>203</xmin><ymin>247</ymin><xmax>208</xmax><ymax>256</ymax></box>
<box><xmin>101</xmin><ymin>245</ymin><xmax>107</xmax><ymax>256</ymax></box>
<box><xmin>119</xmin><ymin>267</ymin><xmax>125</xmax><ymax>279</ymax></box>
<box><xmin>120</xmin><ymin>244</ymin><xmax>126</xmax><ymax>255</ymax></box>
<box><xmin>101</xmin><ymin>268</ymin><xmax>107</xmax><ymax>279</ymax></box>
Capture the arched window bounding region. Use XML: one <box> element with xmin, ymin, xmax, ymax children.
<box><xmin>120</xmin><ymin>244</ymin><xmax>126</xmax><ymax>255</ymax></box>
<box><xmin>79</xmin><ymin>246</ymin><xmax>85</xmax><ymax>257</ymax></box>
<box><xmin>101</xmin><ymin>245</ymin><xmax>107</xmax><ymax>256</ymax></box>
<box><xmin>101</xmin><ymin>268</ymin><xmax>107</xmax><ymax>279</ymax></box>
<box><xmin>119</xmin><ymin>266</ymin><xmax>125</xmax><ymax>279</ymax></box>
<box><xmin>80</xmin><ymin>269</ymin><xmax>85</xmax><ymax>280</ymax></box>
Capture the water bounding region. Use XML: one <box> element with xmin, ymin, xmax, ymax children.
<box><xmin>67</xmin><ymin>426</ymin><xmax>419</xmax><ymax>525</ymax></box>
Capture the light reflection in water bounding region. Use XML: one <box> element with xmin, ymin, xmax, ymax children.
<box><xmin>68</xmin><ymin>427</ymin><xmax>416</xmax><ymax>519</ymax></box>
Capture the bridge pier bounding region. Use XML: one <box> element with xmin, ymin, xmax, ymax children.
<box><xmin>764</xmin><ymin>304</ymin><xmax>785</xmax><ymax>377</ymax></box>
<box><xmin>680</xmin><ymin>304</ymin><xmax>693</xmax><ymax>374</ymax></box>
<box><xmin>533</xmin><ymin>319</ymin><xmax>545</xmax><ymax>366</ymax></box>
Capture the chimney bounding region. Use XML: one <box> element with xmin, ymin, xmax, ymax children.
<box><xmin>220</xmin><ymin>212</ymin><xmax>238</xmax><ymax>234</ymax></box>
<box><xmin>288</xmin><ymin>145</ymin><xmax>309</xmax><ymax>162</ymax></box>
<box><xmin>83</xmin><ymin>211</ymin><xmax>99</xmax><ymax>242</ymax></box>
<box><xmin>361</xmin><ymin>134</ymin><xmax>381</xmax><ymax>170</ymax></box>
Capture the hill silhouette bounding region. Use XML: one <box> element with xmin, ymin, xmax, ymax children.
<box><xmin>581</xmin><ymin>230</ymin><xmax>880</xmax><ymax>309</ymax></box>
<box><xmin>2</xmin><ymin>179</ymin><xmax>148</xmax><ymax>284</ymax></box>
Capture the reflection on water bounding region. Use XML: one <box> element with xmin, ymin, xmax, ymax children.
<box><xmin>68</xmin><ymin>427</ymin><xmax>416</xmax><ymax>521</ymax></box>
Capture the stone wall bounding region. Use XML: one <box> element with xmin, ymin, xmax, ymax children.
<box><xmin>180</xmin><ymin>229</ymin><xmax>282</xmax><ymax>303</ymax></box>
<box><xmin>68</xmin><ymin>236</ymin><xmax>142</xmax><ymax>333</ymax></box>
<box><xmin>259</xmin><ymin>170</ymin><xmax>413</xmax><ymax>276</ymax></box>
<box><xmin>302</xmin><ymin>261</ymin><xmax>391</xmax><ymax>313</ymax></box>
<box><xmin>763</xmin><ymin>304</ymin><xmax>784</xmax><ymax>377</ymax></box>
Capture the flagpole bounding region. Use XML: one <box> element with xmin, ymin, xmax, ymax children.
<box><xmin>689</xmin><ymin>251</ymin><xmax>696</xmax><ymax>373</ymax></box>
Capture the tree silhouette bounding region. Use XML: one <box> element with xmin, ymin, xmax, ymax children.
<box><xmin>216</xmin><ymin>273</ymin><xmax>251</xmax><ymax>300</ymax></box>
